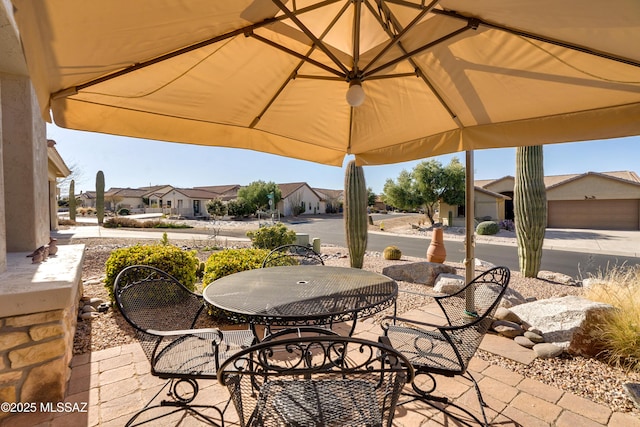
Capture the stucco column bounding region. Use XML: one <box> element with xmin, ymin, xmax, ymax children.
<box><xmin>1</xmin><ymin>74</ymin><xmax>48</xmax><ymax>252</ymax></box>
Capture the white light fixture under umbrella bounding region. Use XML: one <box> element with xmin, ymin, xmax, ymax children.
<box><xmin>346</xmin><ymin>79</ymin><xmax>365</xmax><ymax>107</ymax></box>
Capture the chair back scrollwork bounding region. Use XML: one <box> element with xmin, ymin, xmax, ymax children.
<box><xmin>219</xmin><ymin>336</ymin><xmax>414</xmax><ymax>427</ymax></box>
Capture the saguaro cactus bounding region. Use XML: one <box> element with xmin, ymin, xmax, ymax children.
<box><xmin>68</xmin><ymin>180</ymin><xmax>76</xmax><ymax>221</ymax></box>
<box><xmin>514</xmin><ymin>146</ymin><xmax>547</xmax><ymax>277</ymax></box>
<box><xmin>96</xmin><ymin>170</ymin><xmax>105</xmax><ymax>225</ymax></box>
<box><xmin>344</xmin><ymin>160</ymin><xmax>368</xmax><ymax>268</ymax></box>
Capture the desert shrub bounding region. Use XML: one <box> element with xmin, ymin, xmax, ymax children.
<box><xmin>499</xmin><ymin>219</ymin><xmax>515</xmax><ymax>231</ymax></box>
<box><xmin>476</xmin><ymin>220</ymin><xmax>499</xmax><ymax>235</ymax></box>
<box><xmin>58</xmin><ymin>219</ymin><xmax>76</xmax><ymax>226</ymax></box>
<box><xmin>151</xmin><ymin>222</ymin><xmax>192</xmax><ymax>229</ymax></box>
<box><xmin>584</xmin><ymin>265</ymin><xmax>640</xmax><ymax>371</ymax></box>
<box><xmin>383</xmin><ymin>245</ymin><xmax>402</xmax><ymax>260</ymax></box>
<box><xmin>117</xmin><ymin>208</ymin><xmax>130</xmax><ymax>215</ymax></box>
<box><xmin>141</xmin><ymin>220</ymin><xmax>163</xmax><ymax>228</ymax></box>
<box><xmin>202</xmin><ymin>248</ymin><xmax>271</xmax><ymax>287</ymax></box>
<box><xmin>104</xmin><ymin>244</ymin><xmax>199</xmax><ymax>301</ymax></box>
<box><xmin>103</xmin><ymin>217</ymin><xmax>142</xmax><ymax>228</ymax></box>
<box><xmin>246</xmin><ymin>223</ymin><xmax>296</xmax><ymax>250</ymax></box>
<box><xmin>103</xmin><ymin>217</ymin><xmax>192</xmax><ymax>229</ymax></box>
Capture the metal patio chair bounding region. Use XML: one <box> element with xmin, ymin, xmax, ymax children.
<box><xmin>218</xmin><ymin>335</ymin><xmax>414</xmax><ymax>427</ymax></box>
<box><xmin>114</xmin><ymin>265</ymin><xmax>256</xmax><ymax>427</ymax></box>
<box><xmin>381</xmin><ymin>266</ymin><xmax>510</xmax><ymax>426</ymax></box>
<box><xmin>261</xmin><ymin>244</ymin><xmax>324</xmax><ymax>267</ymax></box>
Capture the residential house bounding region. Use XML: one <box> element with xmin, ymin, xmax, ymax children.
<box><xmin>194</xmin><ymin>184</ymin><xmax>241</xmax><ymax>201</ymax></box>
<box><xmin>477</xmin><ymin>171</ymin><xmax>640</xmax><ymax>230</ymax></box>
<box><xmin>104</xmin><ymin>187</ymin><xmax>150</xmax><ymax>212</ymax></box>
<box><xmin>278</xmin><ymin>182</ymin><xmax>324</xmax><ymax>216</ymax></box>
<box><xmin>439</xmin><ymin>187</ymin><xmax>510</xmax><ymax>227</ymax></box>
<box><xmin>313</xmin><ymin>188</ymin><xmax>343</xmax><ymax>213</ymax></box>
<box><xmin>158</xmin><ymin>187</ymin><xmax>221</xmax><ymax>218</ymax></box>
<box><xmin>80</xmin><ymin>191</ymin><xmax>96</xmax><ymax>208</ymax></box>
<box><xmin>144</xmin><ymin>185</ymin><xmax>176</xmax><ymax>212</ymax></box>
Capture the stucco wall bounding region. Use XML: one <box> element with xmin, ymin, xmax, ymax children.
<box><xmin>2</xmin><ymin>75</ymin><xmax>48</xmax><ymax>251</ymax></box>
<box><xmin>282</xmin><ymin>186</ymin><xmax>321</xmax><ymax>216</ymax></box>
<box><xmin>547</xmin><ymin>175</ymin><xmax>640</xmax><ymax>201</ymax></box>
<box><xmin>483</xmin><ymin>178</ymin><xmax>515</xmax><ymax>194</ymax></box>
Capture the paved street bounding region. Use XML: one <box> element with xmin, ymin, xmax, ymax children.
<box><xmin>285</xmin><ymin>216</ymin><xmax>640</xmax><ymax>278</ymax></box>
<box><xmin>57</xmin><ymin>214</ymin><xmax>639</xmax><ymax>279</ymax></box>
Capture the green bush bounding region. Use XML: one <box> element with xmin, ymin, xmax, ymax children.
<box><xmin>104</xmin><ymin>244</ymin><xmax>199</xmax><ymax>301</ymax></box>
<box><xmin>476</xmin><ymin>220</ymin><xmax>500</xmax><ymax>235</ymax></box>
<box><xmin>246</xmin><ymin>223</ymin><xmax>296</xmax><ymax>250</ymax></box>
<box><xmin>117</xmin><ymin>208</ymin><xmax>130</xmax><ymax>215</ymax></box>
<box><xmin>201</xmin><ymin>248</ymin><xmax>271</xmax><ymax>288</ymax></box>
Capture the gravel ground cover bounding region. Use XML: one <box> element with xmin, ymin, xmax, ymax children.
<box><xmin>67</xmin><ymin>220</ymin><xmax>639</xmax><ymax>416</ymax></box>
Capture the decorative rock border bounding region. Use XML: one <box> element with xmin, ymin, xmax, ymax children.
<box><xmin>492</xmin><ymin>306</ymin><xmax>565</xmax><ymax>359</ymax></box>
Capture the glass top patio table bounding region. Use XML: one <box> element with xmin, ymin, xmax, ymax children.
<box><xmin>203</xmin><ymin>265</ymin><xmax>398</xmax><ymax>334</ymax></box>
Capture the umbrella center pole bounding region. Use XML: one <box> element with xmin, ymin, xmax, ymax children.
<box><xmin>464</xmin><ymin>151</ymin><xmax>475</xmax><ymax>311</ymax></box>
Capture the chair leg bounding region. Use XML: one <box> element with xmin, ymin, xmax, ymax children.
<box><xmin>464</xmin><ymin>371</ymin><xmax>489</xmax><ymax>427</ymax></box>
<box><xmin>125</xmin><ymin>379</ymin><xmax>225</xmax><ymax>427</ymax></box>
<box><xmin>398</xmin><ymin>371</ymin><xmax>489</xmax><ymax>427</ymax></box>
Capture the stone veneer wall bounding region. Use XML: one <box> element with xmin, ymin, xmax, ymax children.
<box><xmin>0</xmin><ymin>302</ymin><xmax>79</xmax><ymax>420</ymax></box>
<box><xmin>0</xmin><ymin>245</ymin><xmax>84</xmax><ymax>421</ymax></box>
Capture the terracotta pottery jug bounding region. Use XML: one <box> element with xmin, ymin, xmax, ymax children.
<box><xmin>426</xmin><ymin>227</ymin><xmax>446</xmax><ymax>263</ymax></box>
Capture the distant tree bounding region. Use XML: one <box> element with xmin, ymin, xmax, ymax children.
<box><xmin>206</xmin><ymin>198</ymin><xmax>227</xmax><ymax>220</ymax></box>
<box><xmin>237</xmin><ymin>181</ymin><xmax>282</xmax><ymax>213</ymax></box>
<box><xmin>413</xmin><ymin>158</ymin><xmax>465</xmax><ymax>224</ymax></box>
<box><xmin>57</xmin><ymin>161</ymin><xmax>85</xmax><ymax>200</ymax></box>
<box><xmin>227</xmin><ymin>199</ymin><xmax>253</xmax><ymax>218</ymax></box>
<box><xmin>381</xmin><ymin>170</ymin><xmax>420</xmax><ymax>212</ymax></box>
<box><xmin>382</xmin><ymin>158</ymin><xmax>465</xmax><ymax>224</ymax></box>
<box><xmin>287</xmin><ymin>191</ymin><xmax>304</xmax><ymax>216</ymax></box>
<box><xmin>105</xmin><ymin>193</ymin><xmax>124</xmax><ymax>213</ymax></box>
<box><xmin>367</xmin><ymin>187</ymin><xmax>377</xmax><ymax>207</ymax></box>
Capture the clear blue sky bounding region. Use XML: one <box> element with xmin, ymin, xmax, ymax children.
<box><xmin>47</xmin><ymin>124</ymin><xmax>640</xmax><ymax>195</ymax></box>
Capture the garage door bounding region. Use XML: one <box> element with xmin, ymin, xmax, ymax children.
<box><xmin>548</xmin><ymin>199</ymin><xmax>639</xmax><ymax>230</ymax></box>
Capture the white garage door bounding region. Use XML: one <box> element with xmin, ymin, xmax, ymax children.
<box><xmin>548</xmin><ymin>199</ymin><xmax>639</xmax><ymax>230</ymax></box>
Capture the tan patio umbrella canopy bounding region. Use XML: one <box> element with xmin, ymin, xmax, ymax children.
<box><xmin>12</xmin><ymin>0</ymin><xmax>640</xmax><ymax>167</ymax></box>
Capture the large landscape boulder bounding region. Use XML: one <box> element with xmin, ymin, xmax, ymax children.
<box><xmin>510</xmin><ymin>295</ymin><xmax>615</xmax><ymax>356</ymax></box>
<box><xmin>433</xmin><ymin>273</ymin><xmax>464</xmax><ymax>293</ymax></box>
<box><xmin>382</xmin><ymin>262</ymin><xmax>457</xmax><ymax>286</ymax></box>
<box><xmin>499</xmin><ymin>287</ymin><xmax>528</xmax><ymax>308</ymax></box>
